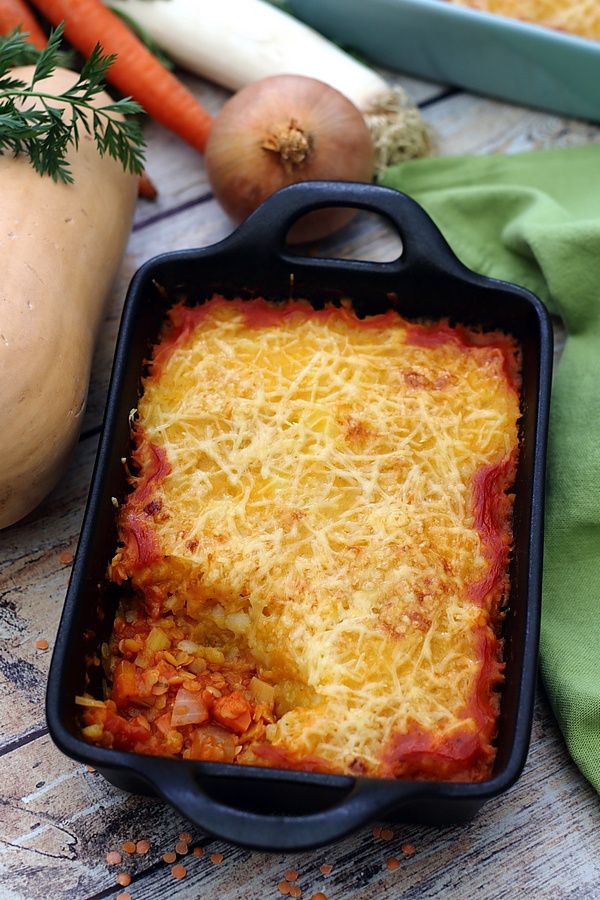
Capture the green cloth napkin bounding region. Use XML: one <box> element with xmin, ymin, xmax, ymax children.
<box><xmin>381</xmin><ymin>145</ymin><xmax>600</xmax><ymax>791</ymax></box>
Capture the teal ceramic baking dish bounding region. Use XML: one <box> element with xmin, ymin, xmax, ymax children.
<box><xmin>289</xmin><ymin>0</ymin><xmax>600</xmax><ymax>121</ymax></box>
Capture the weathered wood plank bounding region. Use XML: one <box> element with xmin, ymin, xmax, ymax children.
<box><xmin>0</xmin><ymin>437</ymin><xmax>98</xmax><ymax>748</ymax></box>
<box><xmin>421</xmin><ymin>93</ymin><xmax>600</xmax><ymax>156</ymax></box>
<box><xmin>0</xmin><ymin>696</ymin><xmax>597</xmax><ymax>899</ymax></box>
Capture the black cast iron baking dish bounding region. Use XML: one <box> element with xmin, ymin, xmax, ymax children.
<box><xmin>46</xmin><ymin>181</ymin><xmax>552</xmax><ymax>851</ymax></box>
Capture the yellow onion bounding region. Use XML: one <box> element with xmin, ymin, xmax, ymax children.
<box><xmin>171</xmin><ymin>687</ymin><xmax>209</xmax><ymax>727</ymax></box>
<box><xmin>205</xmin><ymin>74</ymin><xmax>374</xmax><ymax>242</ymax></box>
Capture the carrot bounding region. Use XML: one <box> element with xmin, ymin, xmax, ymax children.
<box><xmin>0</xmin><ymin>0</ymin><xmax>47</xmax><ymax>48</ymax></box>
<box><xmin>138</xmin><ymin>171</ymin><xmax>158</xmax><ymax>201</ymax></box>
<box><xmin>27</xmin><ymin>0</ymin><xmax>213</xmax><ymax>152</ymax></box>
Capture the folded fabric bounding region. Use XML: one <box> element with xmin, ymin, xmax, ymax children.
<box><xmin>381</xmin><ymin>145</ymin><xmax>600</xmax><ymax>791</ymax></box>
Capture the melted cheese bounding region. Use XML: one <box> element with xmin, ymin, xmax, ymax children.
<box><xmin>111</xmin><ymin>297</ymin><xmax>520</xmax><ymax>779</ymax></box>
<box><xmin>448</xmin><ymin>0</ymin><xmax>600</xmax><ymax>41</ymax></box>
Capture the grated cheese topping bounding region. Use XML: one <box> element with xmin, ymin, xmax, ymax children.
<box><xmin>108</xmin><ymin>297</ymin><xmax>521</xmax><ymax>780</ymax></box>
<box><xmin>447</xmin><ymin>0</ymin><xmax>600</xmax><ymax>41</ymax></box>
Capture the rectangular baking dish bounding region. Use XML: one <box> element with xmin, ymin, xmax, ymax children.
<box><xmin>46</xmin><ymin>181</ymin><xmax>552</xmax><ymax>851</ymax></box>
<box><xmin>289</xmin><ymin>0</ymin><xmax>600</xmax><ymax>122</ymax></box>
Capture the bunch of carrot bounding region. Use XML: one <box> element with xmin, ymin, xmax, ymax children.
<box><xmin>0</xmin><ymin>0</ymin><xmax>213</xmax><ymax>153</ymax></box>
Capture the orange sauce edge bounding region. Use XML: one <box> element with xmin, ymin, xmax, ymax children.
<box><xmin>113</xmin><ymin>433</ymin><xmax>171</xmax><ymax>579</ymax></box>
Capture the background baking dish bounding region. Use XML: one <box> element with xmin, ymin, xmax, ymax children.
<box><xmin>46</xmin><ymin>181</ymin><xmax>552</xmax><ymax>851</ymax></box>
<box><xmin>289</xmin><ymin>0</ymin><xmax>600</xmax><ymax>122</ymax></box>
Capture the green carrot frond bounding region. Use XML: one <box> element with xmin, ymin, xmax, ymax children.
<box><xmin>0</xmin><ymin>23</ymin><xmax>146</xmax><ymax>182</ymax></box>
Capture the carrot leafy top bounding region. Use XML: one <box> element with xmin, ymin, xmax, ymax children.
<box><xmin>0</xmin><ymin>23</ymin><xmax>146</xmax><ymax>182</ymax></box>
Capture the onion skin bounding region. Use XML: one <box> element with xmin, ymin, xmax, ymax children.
<box><xmin>205</xmin><ymin>74</ymin><xmax>374</xmax><ymax>242</ymax></box>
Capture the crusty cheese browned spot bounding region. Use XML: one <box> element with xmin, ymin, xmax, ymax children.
<box><xmin>105</xmin><ymin>296</ymin><xmax>520</xmax><ymax>780</ymax></box>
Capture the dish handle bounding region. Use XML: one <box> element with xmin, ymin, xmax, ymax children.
<box><xmin>147</xmin><ymin>764</ymin><xmax>405</xmax><ymax>850</ymax></box>
<box><xmin>230</xmin><ymin>180</ymin><xmax>466</xmax><ymax>278</ymax></box>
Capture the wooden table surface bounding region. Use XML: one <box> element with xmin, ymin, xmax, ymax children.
<box><xmin>1</xmin><ymin>64</ymin><xmax>600</xmax><ymax>900</ymax></box>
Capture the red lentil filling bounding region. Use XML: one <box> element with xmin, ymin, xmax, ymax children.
<box><xmin>80</xmin><ymin>599</ymin><xmax>295</xmax><ymax>766</ymax></box>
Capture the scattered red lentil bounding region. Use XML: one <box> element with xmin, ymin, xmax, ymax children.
<box><xmin>116</xmin><ymin>894</ymin><xmax>132</xmax><ymax>900</ymax></box>
<box><xmin>136</xmin><ymin>840</ymin><xmax>150</xmax><ymax>855</ymax></box>
<box><xmin>380</xmin><ymin>828</ymin><xmax>394</xmax><ymax>842</ymax></box>
<box><xmin>402</xmin><ymin>843</ymin><xmax>417</xmax><ymax>856</ymax></box>
<box><xmin>289</xmin><ymin>886</ymin><xmax>302</xmax><ymax>899</ymax></box>
<box><xmin>59</xmin><ymin>550</ymin><xmax>74</xmax><ymax>565</ymax></box>
<box><xmin>386</xmin><ymin>857</ymin><xmax>400</xmax><ymax>871</ymax></box>
<box><xmin>86</xmin><ymin>765</ymin><xmax>96</xmax><ymax>773</ymax></box>
<box><xmin>193</xmin><ymin>847</ymin><xmax>204</xmax><ymax>858</ymax></box>
<box><xmin>278</xmin><ymin>883</ymin><xmax>291</xmax><ymax>896</ymax></box>
<box><xmin>116</xmin><ymin>873</ymin><xmax>131</xmax><ymax>887</ymax></box>
<box><xmin>175</xmin><ymin>841</ymin><xmax>188</xmax><ymax>855</ymax></box>
<box><xmin>319</xmin><ymin>864</ymin><xmax>333</xmax><ymax>876</ymax></box>
<box><xmin>311</xmin><ymin>894</ymin><xmax>327</xmax><ymax>900</ymax></box>
<box><xmin>210</xmin><ymin>852</ymin><xmax>224</xmax><ymax>865</ymax></box>
<box><xmin>121</xmin><ymin>841</ymin><xmax>136</xmax><ymax>855</ymax></box>
<box><xmin>106</xmin><ymin>851</ymin><xmax>122</xmax><ymax>866</ymax></box>
<box><xmin>285</xmin><ymin>869</ymin><xmax>299</xmax><ymax>882</ymax></box>
<box><xmin>35</xmin><ymin>639</ymin><xmax>49</xmax><ymax>650</ymax></box>
<box><xmin>179</xmin><ymin>831</ymin><xmax>193</xmax><ymax>843</ymax></box>
<box><xmin>163</xmin><ymin>852</ymin><xmax>177</xmax><ymax>864</ymax></box>
<box><xmin>171</xmin><ymin>864</ymin><xmax>187</xmax><ymax>880</ymax></box>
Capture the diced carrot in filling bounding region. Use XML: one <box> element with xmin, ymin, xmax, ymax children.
<box><xmin>212</xmin><ymin>692</ymin><xmax>252</xmax><ymax>735</ymax></box>
<box><xmin>188</xmin><ymin>724</ymin><xmax>238</xmax><ymax>763</ymax></box>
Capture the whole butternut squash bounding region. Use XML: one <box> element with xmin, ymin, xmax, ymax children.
<box><xmin>0</xmin><ymin>67</ymin><xmax>138</xmax><ymax>529</ymax></box>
